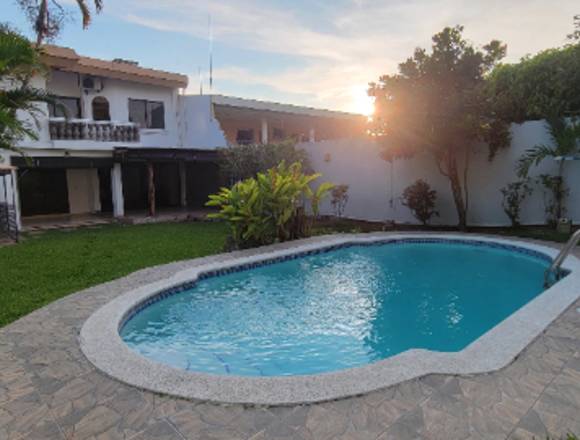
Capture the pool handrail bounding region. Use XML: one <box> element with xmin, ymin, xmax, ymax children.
<box><xmin>545</xmin><ymin>228</ymin><xmax>580</xmax><ymax>287</ymax></box>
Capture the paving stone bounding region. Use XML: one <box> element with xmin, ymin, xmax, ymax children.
<box><xmin>130</xmin><ymin>420</ymin><xmax>185</xmax><ymax>440</ymax></box>
<box><xmin>0</xmin><ymin>391</ymin><xmax>63</xmax><ymax>440</ymax></box>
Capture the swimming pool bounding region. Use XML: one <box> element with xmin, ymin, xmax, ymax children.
<box><xmin>80</xmin><ymin>234</ymin><xmax>580</xmax><ymax>404</ymax></box>
<box><xmin>121</xmin><ymin>239</ymin><xmax>552</xmax><ymax>376</ymax></box>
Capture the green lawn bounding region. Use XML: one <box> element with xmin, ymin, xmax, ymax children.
<box><xmin>0</xmin><ymin>222</ymin><xmax>228</xmax><ymax>327</ymax></box>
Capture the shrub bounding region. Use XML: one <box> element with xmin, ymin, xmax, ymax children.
<box><xmin>206</xmin><ymin>162</ymin><xmax>333</xmax><ymax>249</ymax></box>
<box><xmin>218</xmin><ymin>140</ymin><xmax>312</xmax><ymax>182</ymax></box>
<box><xmin>500</xmin><ymin>180</ymin><xmax>532</xmax><ymax>227</ymax></box>
<box><xmin>331</xmin><ymin>184</ymin><xmax>349</xmax><ymax>218</ymax></box>
<box><xmin>539</xmin><ymin>174</ymin><xmax>570</xmax><ymax>227</ymax></box>
<box><xmin>402</xmin><ymin>179</ymin><xmax>439</xmax><ymax>226</ymax></box>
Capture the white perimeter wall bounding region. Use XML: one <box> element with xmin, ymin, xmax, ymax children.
<box><xmin>300</xmin><ymin>121</ymin><xmax>580</xmax><ymax>227</ymax></box>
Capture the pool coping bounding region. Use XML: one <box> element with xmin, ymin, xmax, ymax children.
<box><xmin>79</xmin><ymin>233</ymin><xmax>580</xmax><ymax>406</ymax></box>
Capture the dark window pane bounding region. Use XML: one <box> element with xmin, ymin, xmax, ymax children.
<box><xmin>129</xmin><ymin>99</ymin><xmax>147</xmax><ymax>128</ymax></box>
<box><xmin>92</xmin><ymin>97</ymin><xmax>110</xmax><ymax>121</ymax></box>
<box><xmin>49</xmin><ymin>97</ymin><xmax>80</xmax><ymax>119</ymax></box>
<box><xmin>236</xmin><ymin>129</ymin><xmax>254</xmax><ymax>144</ymax></box>
<box><xmin>147</xmin><ymin>101</ymin><xmax>165</xmax><ymax>129</ymax></box>
<box><xmin>273</xmin><ymin>128</ymin><xmax>285</xmax><ymax>140</ymax></box>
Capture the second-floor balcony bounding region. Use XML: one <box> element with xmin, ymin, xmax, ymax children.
<box><xmin>49</xmin><ymin>118</ymin><xmax>140</xmax><ymax>143</ymax></box>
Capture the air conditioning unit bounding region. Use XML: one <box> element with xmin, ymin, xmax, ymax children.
<box><xmin>82</xmin><ymin>76</ymin><xmax>103</xmax><ymax>92</ymax></box>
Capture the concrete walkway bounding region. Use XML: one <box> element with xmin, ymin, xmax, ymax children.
<box><xmin>1</xmin><ymin>236</ymin><xmax>580</xmax><ymax>440</ymax></box>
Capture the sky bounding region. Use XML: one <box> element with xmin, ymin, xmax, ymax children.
<box><xmin>2</xmin><ymin>0</ymin><xmax>578</xmax><ymax>115</ymax></box>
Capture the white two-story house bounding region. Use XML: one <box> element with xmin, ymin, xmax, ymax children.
<box><xmin>1</xmin><ymin>45</ymin><xmax>366</xmax><ymax>233</ymax></box>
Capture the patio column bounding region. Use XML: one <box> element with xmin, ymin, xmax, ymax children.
<box><xmin>111</xmin><ymin>163</ymin><xmax>125</xmax><ymax>218</ymax></box>
<box><xmin>309</xmin><ymin>128</ymin><xmax>316</xmax><ymax>143</ymax></box>
<box><xmin>147</xmin><ymin>162</ymin><xmax>156</xmax><ymax>217</ymax></box>
<box><xmin>10</xmin><ymin>168</ymin><xmax>21</xmax><ymax>231</ymax></box>
<box><xmin>261</xmin><ymin>119</ymin><xmax>269</xmax><ymax>144</ymax></box>
<box><xmin>179</xmin><ymin>161</ymin><xmax>187</xmax><ymax>208</ymax></box>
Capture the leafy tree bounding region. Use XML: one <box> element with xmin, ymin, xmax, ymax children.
<box><xmin>486</xmin><ymin>44</ymin><xmax>580</xmax><ymax>122</ymax></box>
<box><xmin>568</xmin><ymin>14</ymin><xmax>580</xmax><ymax>43</ymax></box>
<box><xmin>402</xmin><ymin>179</ymin><xmax>439</xmax><ymax>226</ymax></box>
<box><xmin>206</xmin><ymin>162</ymin><xmax>333</xmax><ymax>249</ymax></box>
<box><xmin>218</xmin><ymin>140</ymin><xmax>311</xmax><ymax>182</ymax></box>
<box><xmin>369</xmin><ymin>26</ymin><xmax>510</xmax><ymax>230</ymax></box>
<box><xmin>16</xmin><ymin>0</ymin><xmax>103</xmax><ymax>45</ymax></box>
<box><xmin>516</xmin><ymin>117</ymin><xmax>580</xmax><ymax>224</ymax></box>
<box><xmin>0</xmin><ymin>24</ymin><xmax>52</xmax><ymax>153</ymax></box>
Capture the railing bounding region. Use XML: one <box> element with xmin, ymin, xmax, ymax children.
<box><xmin>544</xmin><ymin>228</ymin><xmax>580</xmax><ymax>287</ymax></box>
<box><xmin>49</xmin><ymin>118</ymin><xmax>140</xmax><ymax>143</ymax></box>
<box><xmin>0</xmin><ymin>203</ymin><xmax>18</xmax><ymax>242</ymax></box>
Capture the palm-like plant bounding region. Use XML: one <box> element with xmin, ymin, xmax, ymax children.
<box><xmin>17</xmin><ymin>0</ymin><xmax>103</xmax><ymax>45</ymax></box>
<box><xmin>0</xmin><ymin>25</ymin><xmax>53</xmax><ymax>153</ymax></box>
<box><xmin>517</xmin><ymin>117</ymin><xmax>580</xmax><ymax>179</ymax></box>
<box><xmin>517</xmin><ymin>117</ymin><xmax>580</xmax><ymax>223</ymax></box>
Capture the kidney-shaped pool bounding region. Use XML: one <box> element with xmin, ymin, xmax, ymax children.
<box><xmin>121</xmin><ymin>239</ymin><xmax>553</xmax><ymax>376</ymax></box>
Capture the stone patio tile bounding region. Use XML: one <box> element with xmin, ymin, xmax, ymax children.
<box><xmin>418</xmin><ymin>391</ymin><xmax>471</xmax><ymax>440</ymax></box>
<box><xmin>46</xmin><ymin>374</ymin><xmax>162</xmax><ymax>439</ymax></box>
<box><xmin>194</xmin><ymin>402</ymin><xmax>246</xmax><ymax>426</ymax></box>
<box><xmin>0</xmin><ymin>391</ymin><xmax>63</xmax><ymax>440</ymax></box>
<box><xmin>128</xmin><ymin>420</ymin><xmax>185</xmax><ymax>440</ymax></box>
<box><xmin>301</xmin><ymin>405</ymin><xmax>350</xmax><ymax>440</ymax></box>
<box><xmin>533</xmin><ymin>409</ymin><xmax>580</xmax><ymax>439</ymax></box>
<box><xmin>510</xmin><ymin>409</ymin><xmax>549</xmax><ymax>439</ymax></box>
<box><xmin>0</xmin><ymin>357</ymin><xmax>36</xmax><ymax>407</ymax></box>
<box><xmin>375</xmin><ymin>419</ymin><xmax>425</xmax><ymax>440</ymax></box>
<box><xmin>228</xmin><ymin>407</ymin><xmax>279</xmax><ymax>438</ymax></box>
<box><xmin>167</xmin><ymin>406</ymin><xmax>250</xmax><ymax>439</ymax></box>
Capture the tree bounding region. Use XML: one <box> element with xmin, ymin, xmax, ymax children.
<box><xmin>486</xmin><ymin>44</ymin><xmax>580</xmax><ymax>122</ymax></box>
<box><xmin>568</xmin><ymin>14</ymin><xmax>580</xmax><ymax>43</ymax></box>
<box><xmin>0</xmin><ymin>25</ymin><xmax>53</xmax><ymax>153</ymax></box>
<box><xmin>516</xmin><ymin>117</ymin><xmax>580</xmax><ymax>222</ymax></box>
<box><xmin>369</xmin><ymin>26</ymin><xmax>511</xmax><ymax>230</ymax></box>
<box><xmin>16</xmin><ymin>0</ymin><xmax>103</xmax><ymax>45</ymax></box>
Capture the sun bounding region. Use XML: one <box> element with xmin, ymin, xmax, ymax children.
<box><xmin>350</xmin><ymin>84</ymin><xmax>375</xmax><ymax>117</ymax></box>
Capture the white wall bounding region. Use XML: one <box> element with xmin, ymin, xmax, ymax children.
<box><xmin>178</xmin><ymin>95</ymin><xmax>228</xmax><ymax>149</ymax></box>
<box><xmin>301</xmin><ymin>120</ymin><xmax>580</xmax><ymax>227</ymax></box>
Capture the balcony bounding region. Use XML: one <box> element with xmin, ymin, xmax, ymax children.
<box><xmin>49</xmin><ymin>118</ymin><xmax>140</xmax><ymax>143</ymax></box>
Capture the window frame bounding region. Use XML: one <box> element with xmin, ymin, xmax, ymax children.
<box><xmin>48</xmin><ymin>96</ymin><xmax>81</xmax><ymax>119</ymax></box>
<box><xmin>128</xmin><ymin>98</ymin><xmax>165</xmax><ymax>129</ymax></box>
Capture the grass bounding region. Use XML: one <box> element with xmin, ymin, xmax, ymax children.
<box><xmin>0</xmin><ymin>218</ymin><xmax>573</xmax><ymax>328</ymax></box>
<box><xmin>0</xmin><ymin>222</ymin><xmax>228</xmax><ymax>327</ymax></box>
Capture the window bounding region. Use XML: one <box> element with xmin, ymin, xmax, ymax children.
<box><xmin>236</xmin><ymin>129</ymin><xmax>254</xmax><ymax>145</ymax></box>
<box><xmin>273</xmin><ymin>128</ymin><xmax>285</xmax><ymax>141</ymax></box>
<box><xmin>48</xmin><ymin>96</ymin><xmax>81</xmax><ymax>119</ymax></box>
<box><xmin>128</xmin><ymin>99</ymin><xmax>165</xmax><ymax>129</ymax></box>
<box><xmin>92</xmin><ymin>97</ymin><xmax>110</xmax><ymax>121</ymax></box>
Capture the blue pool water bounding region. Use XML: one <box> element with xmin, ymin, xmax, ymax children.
<box><xmin>121</xmin><ymin>240</ymin><xmax>551</xmax><ymax>376</ymax></box>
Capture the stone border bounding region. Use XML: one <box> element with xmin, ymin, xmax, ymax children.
<box><xmin>79</xmin><ymin>233</ymin><xmax>580</xmax><ymax>406</ymax></box>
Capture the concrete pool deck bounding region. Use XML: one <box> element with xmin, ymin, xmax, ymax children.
<box><xmin>1</xmin><ymin>233</ymin><xmax>580</xmax><ymax>439</ymax></box>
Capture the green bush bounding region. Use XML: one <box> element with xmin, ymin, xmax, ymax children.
<box><xmin>500</xmin><ymin>180</ymin><xmax>532</xmax><ymax>227</ymax></box>
<box><xmin>206</xmin><ymin>162</ymin><xmax>333</xmax><ymax>249</ymax></box>
<box><xmin>402</xmin><ymin>179</ymin><xmax>439</xmax><ymax>226</ymax></box>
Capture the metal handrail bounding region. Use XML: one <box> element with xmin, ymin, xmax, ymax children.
<box><xmin>544</xmin><ymin>228</ymin><xmax>580</xmax><ymax>287</ymax></box>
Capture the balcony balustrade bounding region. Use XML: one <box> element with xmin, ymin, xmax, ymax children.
<box><xmin>49</xmin><ymin>118</ymin><xmax>140</xmax><ymax>143</ymax></box>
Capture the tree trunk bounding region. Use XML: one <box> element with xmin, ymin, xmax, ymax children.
<box><xmin>35</xmin><ymin>0</ymin><xmax>49</xmax><ymax>46</ymax></box>
<box><xmin>447</xmin><ymin>154</ymin><xmax>468</xmax><ymax>231</ymax></box>
<box><xmin>147</xmin><ymin>162</ymin><xmax>156</xmax><ymax>217</ymax></box>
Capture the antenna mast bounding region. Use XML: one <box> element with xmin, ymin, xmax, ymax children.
<box><xmin>208</xmin><ymin>14</ymin><xmax>213</xmax><ymax>92</ymax></box>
